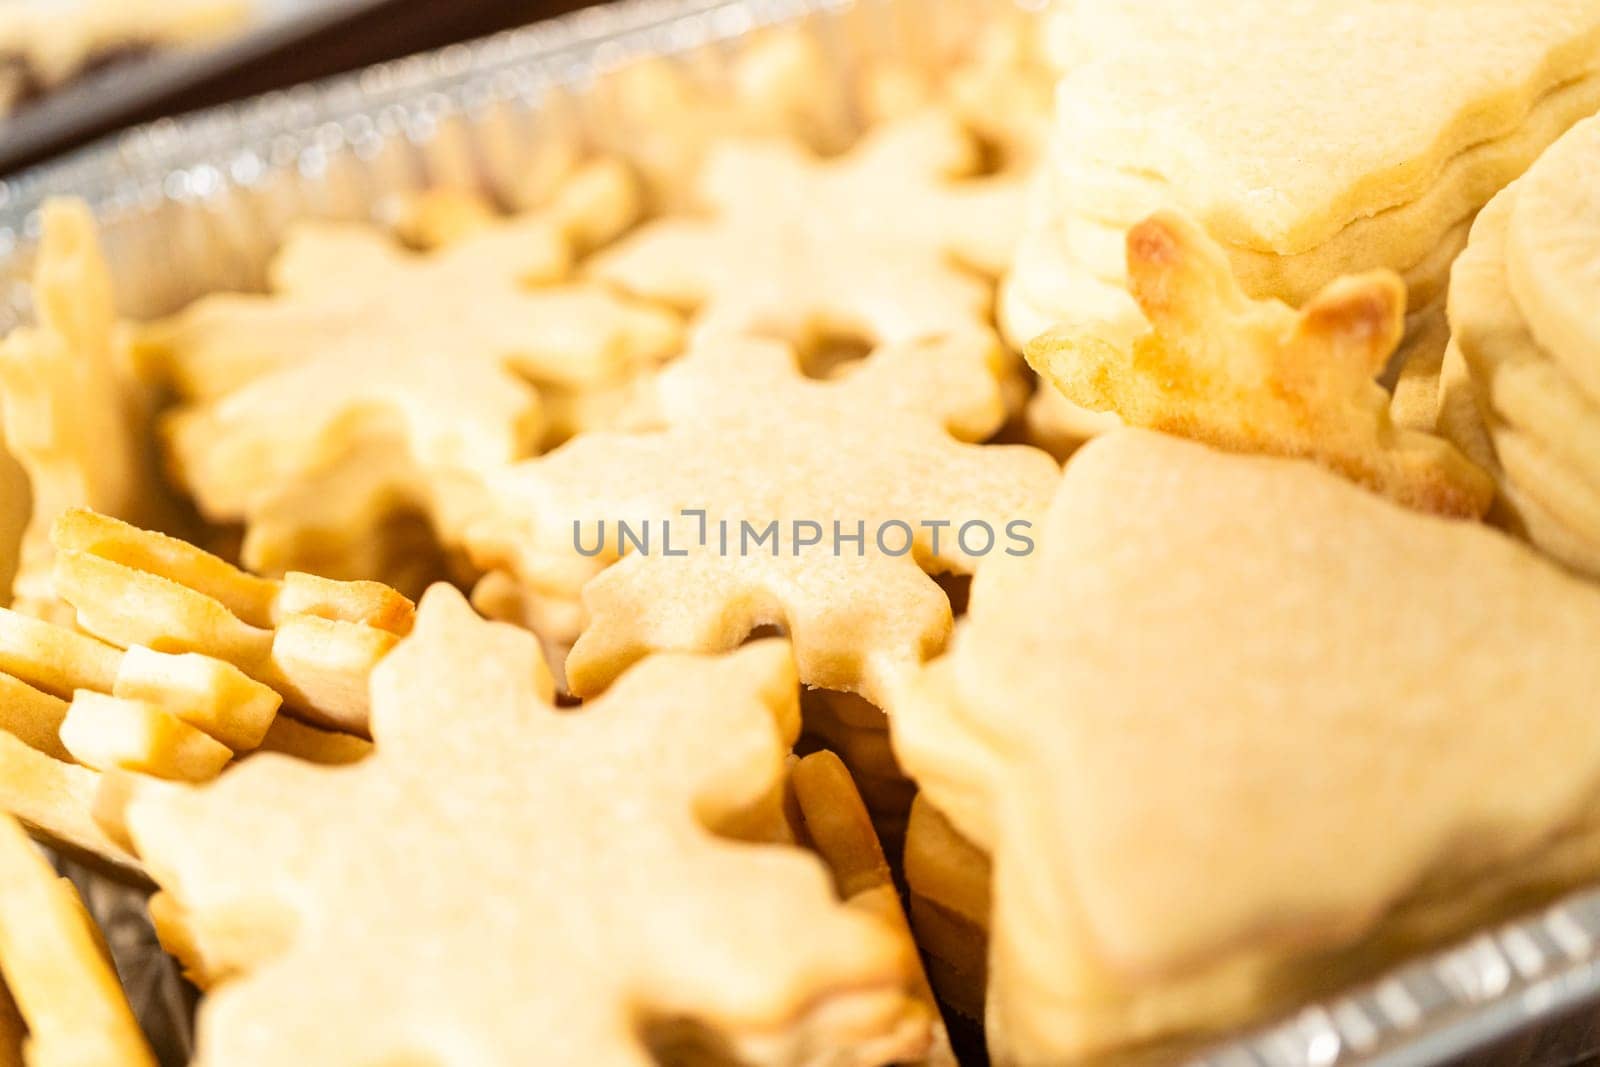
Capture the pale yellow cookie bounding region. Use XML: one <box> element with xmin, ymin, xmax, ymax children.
<box><xmin>1447</xmin><ymin>169</ymin><xmax>1600</xmax><ymax>570</ymax></box>
<box><xmin>1047</xmin><ymin>68</ymin><xmax>1600</xmax><ymax>304</ymax></box>
<box><xmin>860</xmin><ymin>5</ymin><xmax>1056</xmax><ymax>169</ymax></box>
<box><xmin>254</xmin><ymin>716</ymin><xmax>371</xmax><ymax>767</ymax></box>
<box><xmin>890</xmin><ymin>430</ymin><xmax>1600</xmax><ymax>1065</ymax></box>
<box><xmin>467</xmin><ymin>569</ymin><xmax>583</xmax><ymax>694</ymax></box>
<box><xmin>590</xmin><ymin>112</ymin><xmax>1022</xmax><ymax>346</ymax></box>
<box><xmin>1494</xmin><ymin>425</ymin><xmax>1600</xmax><ymax>545</ymax></box>
<box><xmin>1020</xmin><ymin>382</ymin><xmax>1122</xmax><ymax>461</ymax></box>
<box><xmin>387</xmin><ymin>186</ymin><xmax>499</xmax><ymax>251</ymax></box>
<box><xmin>0</xmin><ymin>573</ymin><xmax>283</xmax><ymax>870</ymax></box>
<box><xmin>60</xmin><ymin>692</ymin><xmax>233</xmax><ymax>783</ymax></box>
<box><xmin>913</xmin><ymin>907</ymin><xmax>987</xmax><ymax>1023</ymax></box>
<box><xmin>1505</xmin><ymin>113</ymin><xmax>1600</xmax><ymax>406</ymax></box>
<box><xmin>0</xmin><ymin>200</ymin><xmax>165</xmax><ymax>618</ymax></box>
<box><xmin>1436</xmin><ymin>343</ymin><xmax>1503</xmax><ymax>480</ymax></box>
<box><xmin>787</xmin><ymin>750</ymin><xmax>955</xmax><ymax>1067</ymax></box>
<box><xmin>391</xmin><ymin>159</ymin><xmax>642</xmax><ymax>259</ymax></box>
<box><xmin>1447</xmin><ymin>188</ymin><xmax>1596</xmax><ymax>466</ymax></box>
<box><xmin>467</xmin><ymin>331</ymin><xmax>1059</xmax><ymax>707</ymax></box>
<box><xmin>232</xmin><ymin>434</ymin><xmax>468</xmax><ymax>596</ymax></box>
<box><xmin>0</xmin><ymin>603</ymin><xmax>279</xmax><ymax>757</ymax></box>
<box><xmin>803</xmin><ymin>691</ymin><xmax>899</xmax><ymax>782</ymax></box>
<box><xmin>1388</xmin><ymin>308</ymin><xmax>1453</xmax><ymax>434</ymax></box>
<box><xmin>128</xmin><ymin>585</ymin><xmax>930</xmax><ymax>1066</ymax></box>
<box><xmin>1051</xmin><ymin>166</ymin><xmax>1483</xmax><ymax>313</ymax></box>
<box><xmin>999</xmin><ymin>211</ymin><xmax>1148</xmax><ymax>351</ymax></box>
<box><xmin>136</xmin><ymin>162</ymin><xmax>681</xmax><ymax>577</ymax></box>
<box><xmin>0</xmin><ymin>813</ymin><xmax>155</xmax><ymax>1066</ymax></box>
<box><xmin>905</xmin><ymin>798</ymin><xmax>992</xmax><ymax>1023</ymax></box>
<box><xmin>1004</xmin><ymin>1</ymin><xmax>1600</xmax><ymax>364</ymax></box>
<box><xmin>0</xmin><ymin>448</ymin><xmax>25</xmax><ymax>610</ymax></box>
<box><xmin>1051</xmin><ymin>1</ymin><xmax>1600</xmax><ymax>255</ymax></box>
<box><xmin>591</xmin><ymin>29</ymin><xmax>852</xmax><ymax>210</ymax></box>
<box><xmin>0</xmin><ymin>502</ymin><xmax>399</xmax><ymax>876</ymax></box>
<box><xmin>90</xmin><ymin>714</ymin><xmax>372</xmax><ymax>876</ymax></box>
<box><xmin>0</xmin><ymin>731</ymin><xmax>135</xmax><ymax>878</ymax></box>
<box><xmin>1027</xmin><ymin>212</ymin><xmax>1493</xmax><ymax>518</ymax></box>
<box><xmin>51</xmin><ymin>508</ymin><xmax>411</xmax><ymax>734</ymax></box>
<box><xmin>799</xmin><ymin>690</ymin><xmax>914</xmax><ymax>847</ymax></box>
<box><xmin>904</xmin><ymin>797</ymin><xmax>990</xmax><ymax>933</ymax></box>
<box><xmin>1502</xmin><ymin>479</ymin><xmax>1600</xmax><ymax>576</ymax></box>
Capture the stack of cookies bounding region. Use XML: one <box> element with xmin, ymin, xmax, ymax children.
<box><xmin>902</xmin><ymin>798</ymin><xmax>990</xmax><ymax>1025</ymax></box>
<box><xmin>802</xmin><ymin>690</ymin><xmax>918</xmax><ymax>852</ymax></box>
<box><xmin>1003</xmin><ymin>0</ymin><xmax>1600</xmax><ymax>372</ymax></box>
<box><xmin>1449</xmin><ymin>113</ymin><xmax>1600</xmax><ymax>577</ymax></box>
<box><xmin>892</xmin><ymin>430</ymin><xmax>1600</xmax><ymax>1065</ymax></box>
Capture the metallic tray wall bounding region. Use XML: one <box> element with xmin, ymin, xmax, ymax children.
<box><xmin>0</xmin><ymin>0</ymin><xmax>395</xmax><ymax>174</ymax></box>
<box><xmin>4</xmin><ymin>1</ymin><xmax>1600</xmax><ymax>1064</ymax></box>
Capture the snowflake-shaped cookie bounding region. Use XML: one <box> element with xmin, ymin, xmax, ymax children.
<box><xmin>136</xmin><ymin>162</ymin><xmax>682</xmax><ymax>557</ymax></box>
<box><xmin>1026</xmin><ymin>211</ymin><xmax>1494</xmax><ymax>517</ymax></box>
<box><xmin>590</xmin><ymin>112</ymin><xmax>1025</xmax><ymax>346</ymax></box>
<box><xmin>467</xmin><ymin>330</ymin><xmax>1060</xmax><ymax>705</ymax></box>
<box><xmin>128</xmin><ymin>585</ymin><xmax>930</xmax><ymax>1067</ymax></box>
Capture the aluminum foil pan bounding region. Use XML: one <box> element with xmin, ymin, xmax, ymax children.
<box><xmin>3</xmin><ymin>1</ymin><xmax>1600</xmax><ymax>1064</ymax></box>
<box><xmin>0</xmin><ymin>0</ymin><xmax>394</xmax><ymax>174</ymax></box>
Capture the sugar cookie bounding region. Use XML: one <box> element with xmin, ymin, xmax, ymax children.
<box><xmin>1027</xmin><ymin>212</ymin><xmax>1493</xmax><ymax>517</ymax></box>
<box><xmin>891</xmin><ymin>430</ymin><xmax>1600</xmax><ymax>1064</ymax></box>
<box><xmin>129</xmin><ymin>586</ymin><xmax>931</xmax><ymax>1066</ymax></box>
<box><xmin>468</xmin><ymin>331</ymin><xmax>1059</xmax><ymax>706</ymax></box>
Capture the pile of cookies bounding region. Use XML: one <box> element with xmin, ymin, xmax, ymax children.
<box><xmin>1449</xmin><ymin>113</ymin><xmax>1600</xmax><ymax>576</ymax></box>
<box><xmin>1</xmin><ymin>1</ymin><xmax>1600</xmax><ymax>1065</ymax></box>
<box><xmin>894</xmin><ymin>430</ymin><xmax>1600</xmax><ymax>1062</ymax></box>
<box><xmin>1006</xmin><ymin>0</ymin><xmax>1600</xmax><ymax>422</ymax></box>
<box><xmin>1008</xmin><ymin>0</ymin><xmax>1600</xmax><ymax>538</ymax></box>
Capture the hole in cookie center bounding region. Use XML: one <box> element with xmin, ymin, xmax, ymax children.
<box><xmin>796</xmin><ymin>328</ymin><xmax>874</xmax><ymax>380</ymax></box>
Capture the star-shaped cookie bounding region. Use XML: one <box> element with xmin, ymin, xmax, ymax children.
<box><xmin>128</xmin><ymin>585</ymin><xmax>930</xmax><ymax>1066</ymax></box>
<box><xmin>466</xmin><ymin>330</ymin><xmax>1060</xmax><ymax>705</ymax></box>
<box><xmin>1027</xmin><ymin>211</ymin><xmax>1494</xmax><ymax>517</ymax></box>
